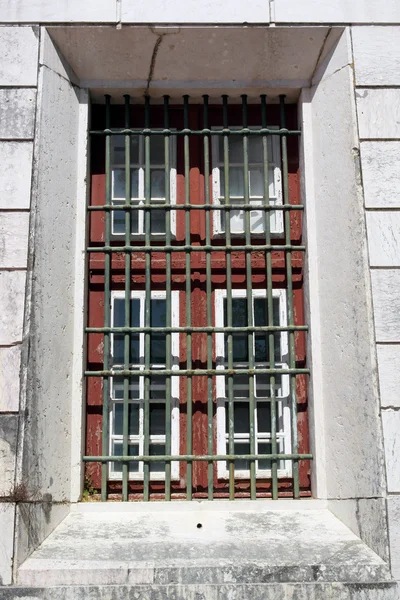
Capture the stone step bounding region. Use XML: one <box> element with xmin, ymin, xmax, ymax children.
<box><xmin>0</xmin><ymin>581</ymin><xmax>398</xmax><ymax>600</ymax></box>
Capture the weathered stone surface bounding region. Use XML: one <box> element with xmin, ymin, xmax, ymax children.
<box><xmin>366</xmin><ymin>211</ymin><xmax>400</xmax><ymax>267</ymax></box>
<box><xmin>0</xmin><ymin>26</ymin><xmax>38</xmax><ymax>86</ymax></box>
<box><xmin>353</xmin><ymin>26</ymin><xmax>400</xmax><ymax>86</ymax></box>
<box><xmin>356</xmin><ymin>89</ymin><xmax>400</xmax><ymax>139</ymax></box>
<box><xmin>360</xmin><ymin>142</ymin><xmax>400</xmax><ymax>208</ymax></box>
<box><xmin>0</xmin><ymin>414</ymin><xmax>18</xmax><ymax>496</ymax></box>
<box><xmin>0</xmin><ymin>142</ymin><xmax>33</xmax><ymax>210</ymax></box>
<box><xmin>121</xmin><ymin>0</ymin><xmax>268</xmax><ymax>22</ymax></box>
<box><xmin>371</xmin><ymin>270</ymin><xmax>400</xmax><ymax>342</ymax></box>
<box><xmin>0</xmin><ymin>345</ymin><xmax>21</xmax><ymax>412</ymax></box>
<box><xmin>274</xmin><ymin>0</ymin><xmax>400</xmax><ymax>23</ymax></box>
<box><xmin>0</xmin><ymin>271</ymin><xmax>26</xmax><ymax>344</ymax></box>
<box><xmin>0</xmin><ymin>0</ymin><xmax>117</xmax><ymax>22</ymax></box>
<box><xmin>388</xmin><ymin>495</ymin><xmax>400</xmax><ymax>580</ymax></box>
<box><xmin>0</xmin><ymin>212</ymin><xmax>30</xmax><ymax>268</ymax></box>
<box><xmin>0</xmin><ymin>89</ymin><xmax>36</xmax><ymax>140</ymax></box>
<box><xmin>381</xmin><ymin>409</ymin><xmax>400</xmax><ymax>493</ymax></box>
<box><xmin>17</xmin><ymin>506</ymin><xmax>391</xmax><ymax>587</ymax></box>
<box><xmin>377</xmin><ymin>345</ymin><xmax>400</xmax><ymax>408</ymax></box>
<box><xmin>0</xmin><ymin>503</ymin><xmax>15</xmax><ymax>586</ymax></box>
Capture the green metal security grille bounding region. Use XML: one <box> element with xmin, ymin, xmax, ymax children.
<box><xmin>84</xmin><ymin>94</ymin><xmax>311</xmax><ymax>501</ymax></box>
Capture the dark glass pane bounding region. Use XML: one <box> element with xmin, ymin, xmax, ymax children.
<box><xmin>150</xmin><ymin>403</ymin><xmax>166</xmax><ymax>436</ymax></box>
<box><xmin>151</xmin><ymin>209</ymin><xmax>165</xmax><ymax>233</ymax></box>
<box><xmin>257</xmin><ymin>403</ymin><xmax>271</xmax><ymax>433</ymax></box>
<box><xmin>150</xmin><ymin>300</ymin><xmax>166</xmax><ymax>363</ymax></box>
<box><xmin>150</xmin><ymin>375</ymin><xmax>166</xmax><ymax>400</ymax></box>
<box><xmin>113</xmin><ymin>299</ymin><xmax>140</xmax><ymax>364</ymax></box>
<box><xmin>112</xmin><ymin>443</ymin><xmax>139</xmax><ymax>474</ymax></box>
<box><xmin>113</xmin><ymin>376</ymin><xmax>140</xmax><ymax>400</ymax></box>
<box><xmin>114</xmin><ymin>403</ymin><xmax>139</xmax><ymax>436</ymax></box>
<box><xmin>234</xmin><ymin>442</ymin><xmax>250</xmax><ymax>471</ymax></box>
<box><xmin>151</xmin><ymin>169</ymin><xmax>165</xmax><ymax>198</ymax></box>
<box><xmin>150</xmin><ymin>444</ymin><xmax>165</xmax><ymax>473</ymax></box>
<box><xmin>258</xmin><ymin>442</ymin><xmax>272</xmax><ymax>470</ymax></box>
<box><xmin>151</xmin><ymin>135</ymin><xmax>165</xmax><ymax>164</ymax></box>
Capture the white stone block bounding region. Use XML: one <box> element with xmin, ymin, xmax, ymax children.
<box><xmin>0</xmin><ymin>271</ymin><xmax>26</xmax><ymax>344</ymax></box>
<box><xmin>357</xmin><ymin>89</ymin><xmax>400</xmax><ymax>140</ymax></box>
<box><xmin>388</xmin><ymin>495</ymin><xmax>400</xmax><ymax>580</ymax></box>
<box><xmin>353</xmin><ymin>27</ymin><xmax>400</xmax><ymax>87</ymax></box>
<box><xmin>377</xmin><ymin>345</ymin><xmax>400</xmax><ymax>409</ymax></box>
<box><xmin>0</xmin><ymin>27</ymin><xmax>38</xmax><ymax>86</ymax></box>
<box><xmin>0</xmin><ymin>142</ymin><xmax>33</xmax><ymax>210</ymax></box>
<box><xmin>0</xmin><ymin>212</ymin><xmax>30</xmax><ymax>268</ymax></box>
<box><xmin>361</xmin><ymin>142</ymin><xmax>400</xmax><ymax>208</ymax></box>
<box><xmin>121</xmin><ymin>0</ymin><xmax>268</xmax><ymax>22</ymax></box>
<box><xmin>0</xmin><ymin>0</ymin><xmax>116</xmax><ymax>22</ymax></box>
<box><xmin>0</xmin><ymin>414</ymin><xmax>18</xmax><ymax>497</ymax></box>
<box><xmin>382</xmin><ymin>409</ymin><xmax>400</xmax><ymax>493</ymax></box>
<box><xmin>0</xmin><ymin>503</ymin><xmax>15</xmax><ymax>586</ymax></box>
<box><xmin>371</xmin><ymin>270</ymin><xmax>400</xmax><ymax>343</ymax></box>
<box><xmin>274</xmin><ymin>0</ymin><xmax>400</xmax><ymax>23</ymax></box>
<box><xmin>0</xmin><ymin>346</ymin><xmax>21</xmax><ymax>412</ymax></box>
<box><xmin>366</xmin><ymin>212</ymin><xmax>400</xmax><ymax>267</ymax></box>
<box><xmin>0</xmin><ymin>89</ymin><xmax>36</xmax><ymax>140</ymax></box>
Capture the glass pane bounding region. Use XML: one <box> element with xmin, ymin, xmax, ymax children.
<box><xmin>112</xmin><ymin>168</ymin><xmax>139</xmax><ymax>199</ymax></box>
<box><xmin>150</xmin><ymin>444</ymin><xmax>165</xmax><ymax>473</ymax></box>
<box><xmin>220</xmin><ymin>167</ymin><xmax>244</xmax><ymax>198</ymax></box>
<box><xmin>250</xmin><ymin>203</ymin><xmax>264</xmax><ymax>234</ymax></box>
<box><xmin>219</xmin><ymin>136</ymin><xmax>243</xmax><ymax>163</ymax></box>
<box><xmin>248</xmin><ymin>137</ymin><xmax>262</xmax><ymax>163</ymax></box>
<box><xmin>258</xmin><ymin>442</ymin><xmax>272</xmax><ymax>470</ymax></box>
<box><xmin>151</xmin><ymin>169</ymin><xmax>165</xmax><ymax>199</ymax></box>
<box><xmin>249</xmin><ymin>168</ymin><xmax>264</xmax><ymax>196</ymax></box>
<box><xmin>112</xmin><ymin>442</ymin><xmax>139</xmax><ymax>474</ymax></box>
<box><xmin>233</xmin><ymin>442</ymin><xmax>250</xmax><ymax>471</ymax></box>
<box><xmin>151</xmin><ymin>135</ymin><xmax>165</xmax><ymax>164</ymax></box>
<box><xmin>235</xmin><ymin>401</ymin><xmax>250</xmax><ymax>433</ymax></box>
<box><xmin>254</xmin><ymin>298</ymin><xmax>281</xmax><ymax>363</ymax></box>
<box><xmin>230</xmin><ymin>206</ymin><xmax>245</xmax><ymax>233</ymax></box>
<box><xmin>150</xmin><ymin>300</ymin><xmax>166</xmax><ymax>363</ymax></box>
<box><xmin>113</xmin><ymin>403</ymin><xmax>139</xmax><ymax>436</ymax></box>
<box><xmin>113</xmin><ymin>299</ymin><xmax>140</xmax><ymax>364</ymax></box>
<box><xmin>151</xmin><ymin>209</ymin><xmax>165</xmax><ymax>234</ymax></box>
<box><xmin>257</xmin><ymin>403</ymin><xmax>271</xmax><ymax>433</ymax></box>
<box><xmin>150</xmin><ymin>403</ymin><xmax>166</xmax><ymax>435</ymax></box>
<box><xmin>113</xmin><ymin>376</ymin><xmax>140</xmax><ymax>399</ymax></box>
<box><xmin>233</xmin><ymin>374</ymin><xmax>249</xmax><ymax>398</ymax></box>
<box><xmin>112</xmin><ymin>205</ymin><xmax>139</xmax><ymax>235</ymax></box>
<box><xmin>112</xmin><ymin>135</ymin><xmax>140</xmax><ymax>165</ymax></box>
<box><xmin>150</xmin><ymin>375</ymin><xmax>166</xmax><ymax>400</ymax></box>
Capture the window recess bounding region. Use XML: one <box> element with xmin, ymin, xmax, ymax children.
<box><xmin>85</xmin><ymin>94</ymin><xmax>311</xmax><ymax>501</ymax></box>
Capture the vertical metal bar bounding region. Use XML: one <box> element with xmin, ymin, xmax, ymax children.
<box><xmin>222</xmin><ymin>95</ymin><xmax>235</xmax><ymax>500</ymax></box>
<box><xmin>184</xmin><ymin>95</ymin><xmax>193</xmax><ymax>500</ymax></box>
<box><xmin>280</xmin><ymin>95</ymin><xmax>299</xmax><ymax>498</ymax></box>
<box><xmin>164</xmin><ymin>96</ymin><xmax>172</xmax><ymax>500</ymax></box>
<box><xmin>203</xmin><ymin>96</ymin><xmax>213</xmax><ymax>500</ymax></box>
<box><xmin>261</xmin><ymin>95</ymin><xmax>278</xmax><ymax>499</ymax></box>
<box><xmin>122</xmin><ymin>94</ymin><xmax>131</xmax><ymax>501</ymax></box>
<box><xmin>101</xmin><ymin>94</ymin><xmax>112</xmax><ymax>501</ymax></box>
<box><xmin>242</xmin><ymin>95</ymin><xmax>256</xmax><ymax>499</ymax></box>
<box><xmin>143</xmin><ymin>96</ymin><xmax>151</xmax><ymax>501</ymax></box>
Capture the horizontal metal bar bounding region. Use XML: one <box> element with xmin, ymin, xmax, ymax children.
<box><xmin>83</xmin><ymin>453</ymin><xmax>312</xmax><ymax>463</ymax></box>
<box><xmin>85</xmin><ymin>367</ymin><xmax>310</xmax><ymax>377</ymax></box>
<box><xmin>88</xmin><ymin>203</ymin><xmax>304</xmax><ymax>212</ymax></box>
<box><xmin>87</xmin><ymin>244</ymin><xmax>306</xmax><ymax>253</ymax></box>
<box><xmin>86</xmin><ymin>325</ymin><xmax>308</xmax><ymax>333</ymax></box>
<box><xmin>90</xmin><ymin>127</ymin><xmax>301</xmax><ymax>137</ymax></box>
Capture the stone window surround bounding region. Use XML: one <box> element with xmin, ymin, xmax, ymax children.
<box><xmin>12</xmin><ymin>25</ymin><xmax>389</xmax><ymax>576</ymax></box>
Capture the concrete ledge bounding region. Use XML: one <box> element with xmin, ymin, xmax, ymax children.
<box><xmin>16</xmin><ymin>505</ymin><xmax>392</xmax><ymax>588</ymax></box>
<box><xmin>2</xmin><ymin>582</ymin><xmax>398</xmax><ymax>600</ymax></box>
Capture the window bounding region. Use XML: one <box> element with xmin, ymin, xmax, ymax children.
<box><xmin>212</xmin><ymin>129</ymin><xmax>283</xmax><ymax>235</ymax></box>
<box><xmin>110</xmin><ymin>134</ymin><xmax>177</xmax><ymax>236</ymax></box>
<box><xmin>109</xmin><ymin>291</ymin><xmax>180</xmax><ymax>480</ymax></box>
<box><xmin>85</xmin><ymin>95</ymin><xmax>310</xmax><ymax>501</ymax></box>
<box><xmin>215</xmin><ymin>290</ymin><xmax>291</xmax><ymax>480</ymax></box>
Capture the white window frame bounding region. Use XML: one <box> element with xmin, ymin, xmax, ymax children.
<box><xmin>212</xmin><ymin>127</ymin><xmax>283</xmax><ymax>237</ymax></box>
<box><xmin>109</xmin><ymin>290</ymin><xmax>180</xmax><ymax>480</ymax></box>
<box><xmin>215</xmin><ymin>288</ymin><xmax>292</xmax><ymax>480</ymax></box>
<box><xmin>111</xmin><ymin>133</ymin><xmax>177</xmax><ymax>237</ymax></box>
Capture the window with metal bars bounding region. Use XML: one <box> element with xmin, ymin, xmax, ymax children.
<box><xmin>85</xmin><ymin>94</ymin><xmax>311</xmax><ymax>501</ymax></box>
